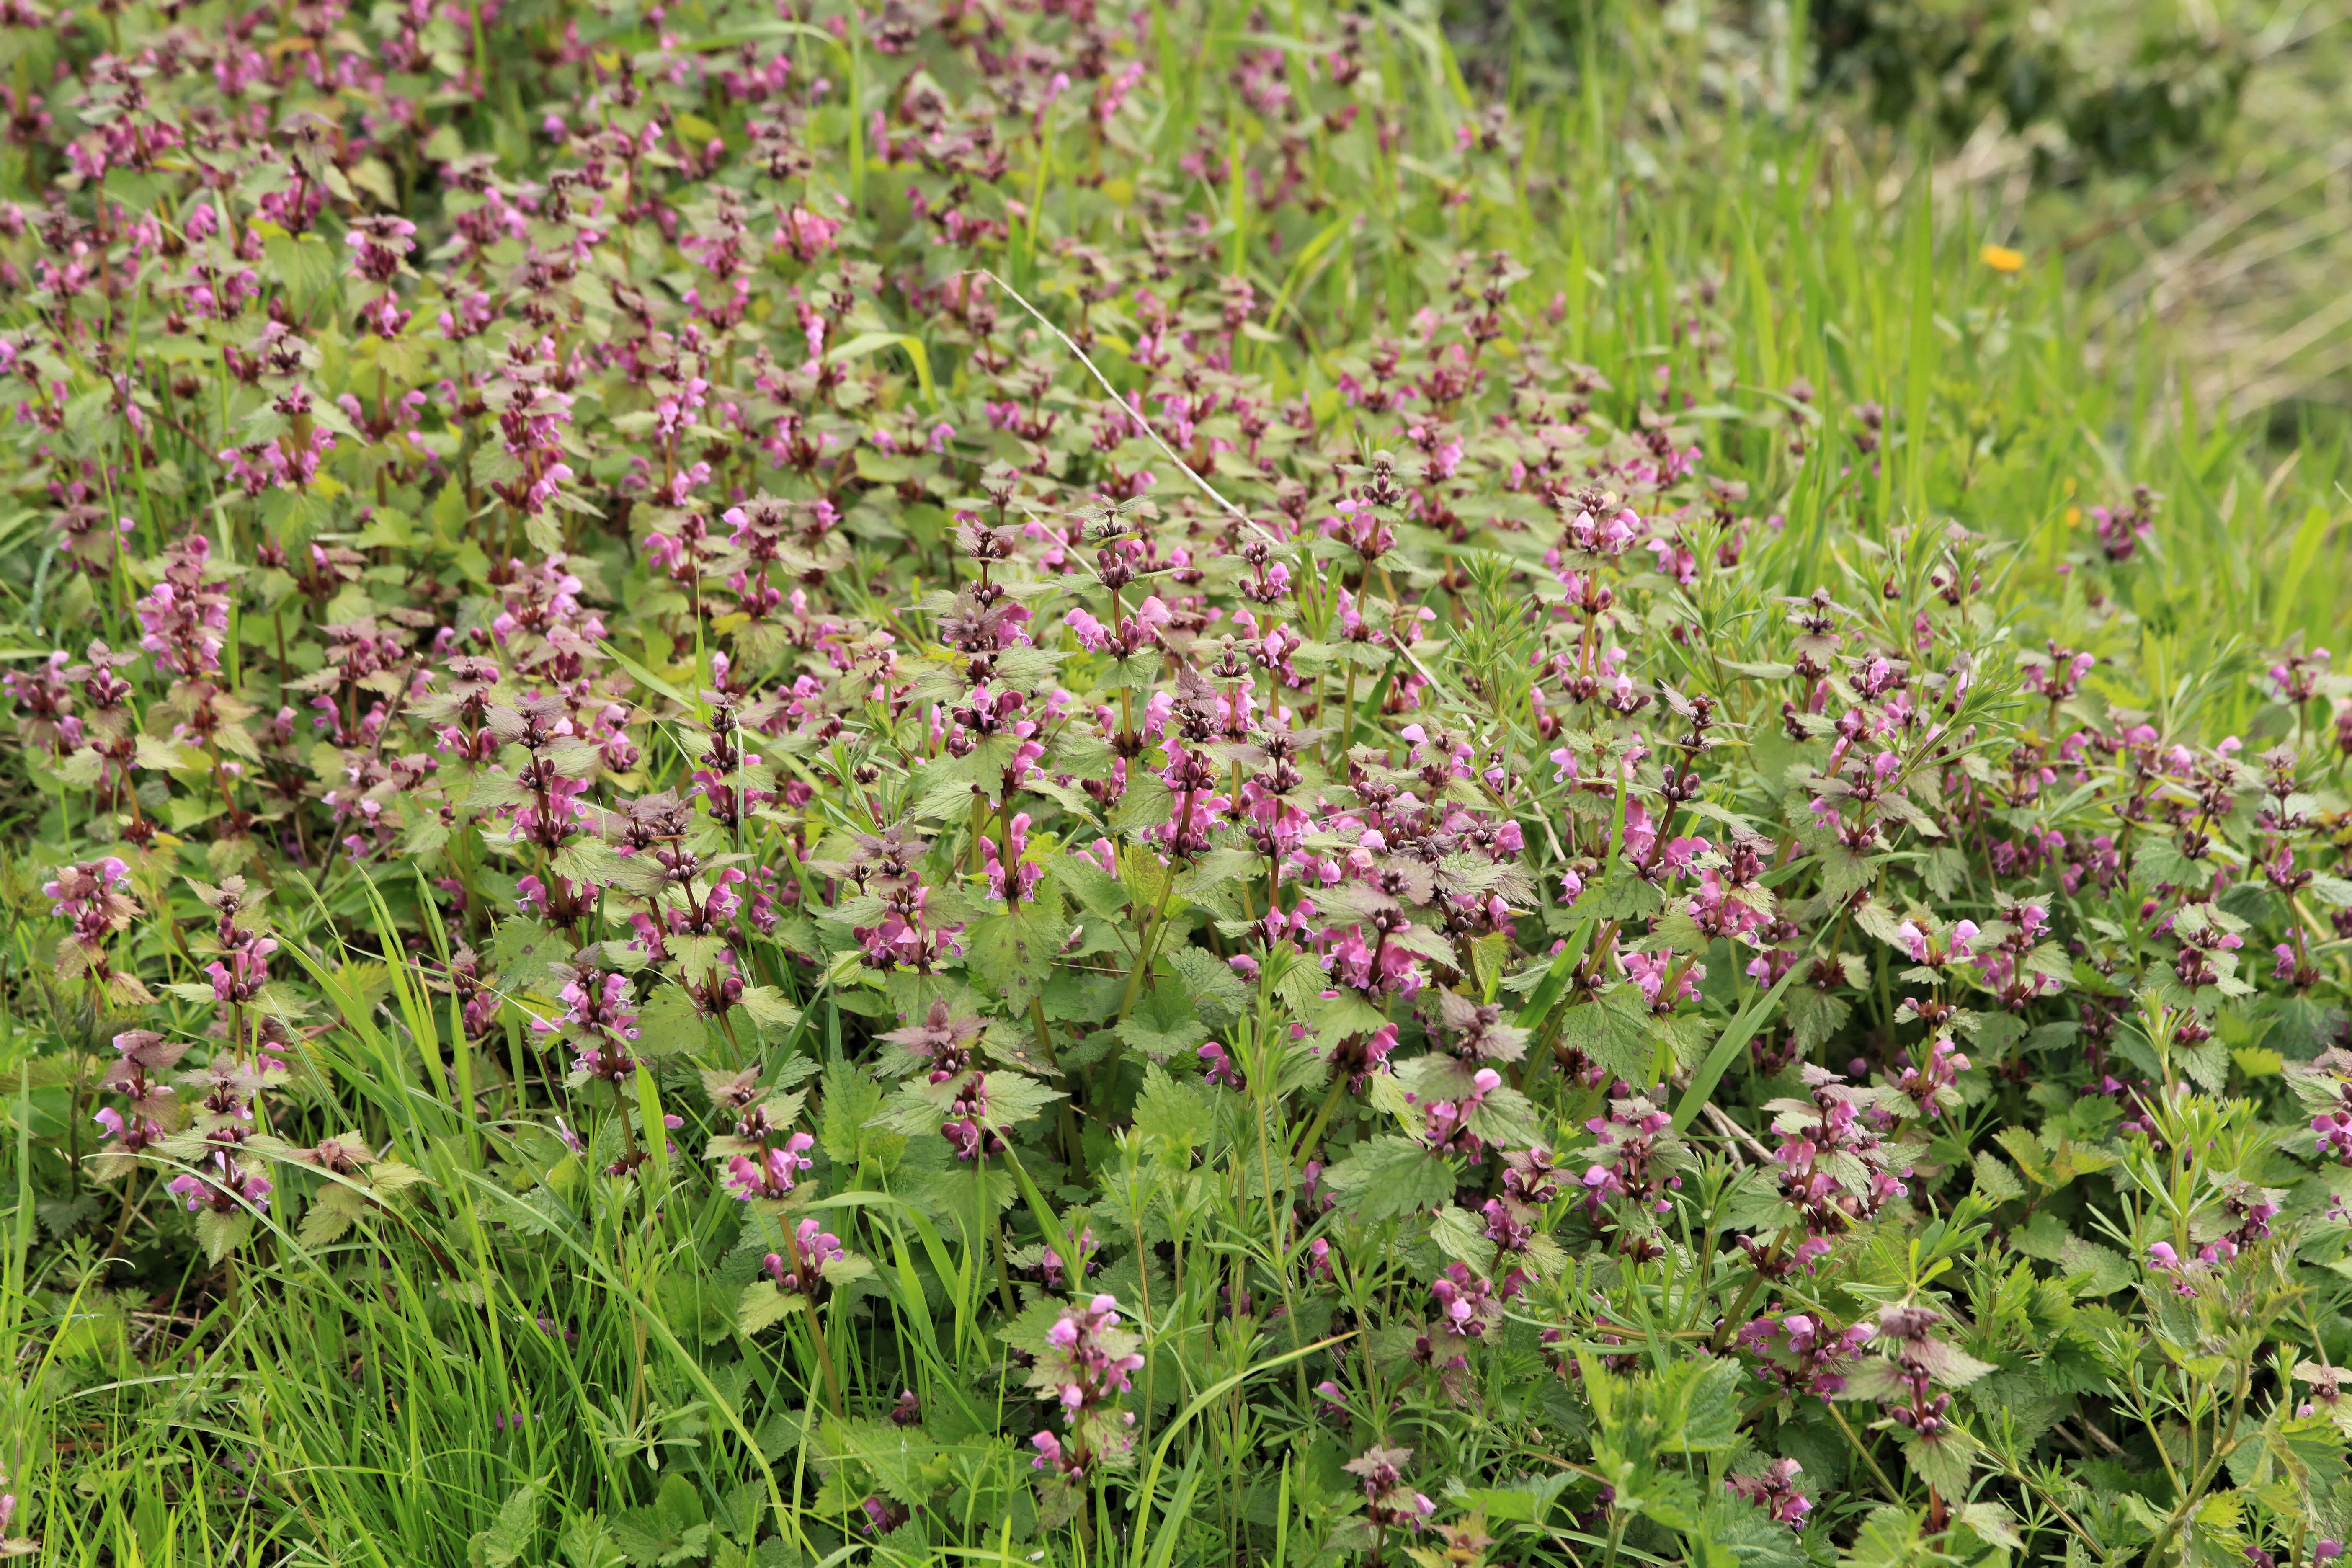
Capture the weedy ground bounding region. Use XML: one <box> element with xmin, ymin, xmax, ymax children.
<box><xmin>3</xmin><ymin>3</ymin><xmax>2352</xmax><ymax>1568</ymax></box>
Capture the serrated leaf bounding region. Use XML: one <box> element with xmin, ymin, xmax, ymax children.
<box><xmin>490</xmin><ymin>917</ymin><xmax>563</xmax><ymax>999</ymax></box>
<box><xmin>738</xmin><ymin>985</ymin><xmax>801</xmax><ymax>1033</ymax></box>
<box><xmin>1954</xmin><ymin>1501</ymin><xmax>2023</xmax><ymax>1552</ymax></box>
<box><xmin>1662</xmin><ymin>1355</ymin><xmax>1746</xmax><ymax>1452</ymax></box>
<box><xmin>1557</xmin><ymin>985</ymin><xmax>1656</xmax><ymax>1085</ymax></box>
<box><xmin>737</xmin><ymin>1281</ymin><xmax>802</xmax><ymax>1336</ymax></box>
<box><xmin>820</xmin><ymin>1061</ymin><xmax>900</xmax><ymax>1168</ymax></box>
<box><xmin>1895</xmin><ymin>1428</ymin><xmax>1975</xmax><ymax>1498</ymax></box>
<box><xmin>1135</xmin><ymin>1063</ymin><xmax>1212</xmax><ymax>1153</ymax></box>
<box><xmin>193</xmin><ymin>1207</ymin><xmax>254</xmax><ymax>1264</ymax></box>
<box><xmin>964</xmin><ymin>889</ymin><xmax>1065</xmax><ymax>1014</ymax></box>
<box><xmin>1429</xmin><ymin>1204</ymin><xmax>1496</xmax><ymax>1272</ymax></box>
<box><xmin>1785</xmin><ymin>988</ymin><xmax>1850</xmax><ymax>1052</ymax></box>
<box><xmin>1116</xmin><ymin>983</ymin><xmax>1209</xmax><ymax>1059</ymax></box>
<box><xmin>635</xmin><ymin>985</ymin><xmax>707</xmax><ymax>1057</ymax></box>
<box><xmin>297</xmin><ymin>1189</ymin><xmax>358</xmax><ymax>1246</ymax></box>
<box><xmin>1970</xmin><ymin>1152</ymin><xmax>2024</xmax><ymax>1202</ymax></box>
<box><xmin>979</xmin><ymin>1070</ymin><xmax>1063</xmax><ymax>1128</ymax></box>
<box><xmin>1322</xmin><ymin>1135</ymin><xmax>1456</xmax><ymax>1220</ymax></box>
<box><xmin>1166</xmin><ymin>943</ymin><xmax>1250</xmax><ymax>1022</ymax></box>
<box><xmin>483</xmin><ymin>1482</ymin><xmax>542</xmax><ymax>1568</ymax></box>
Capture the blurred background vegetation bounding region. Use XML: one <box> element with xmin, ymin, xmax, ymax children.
<box><xmin>1444</xmin><ymin>0</ymin><xmax>2352</xmax><ymax>443</ymax></box>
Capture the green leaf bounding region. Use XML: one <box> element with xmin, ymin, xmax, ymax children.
<box><xmin>490</xmin><ymin>916</ymin><xmax>563</xmax><ymax>1000</ymax></box>
<box><xmin>1558</xmin><ymin>985</ymin><xmax>1656</xmax><ymax>1086</ymax></box>
<box><xmin>738</xmin><ymin>985</ymin><xmax>802</xmax><ymax>1033</ymax></box>
<box><xmin>737</xmin><ymin>1281</ymin><xmax>801</xmax><ymax>1336</ymax></box>
<box><xmin>1584</xmin><ymin>871</ymin><xmax>1662</xmax><ymax>921</ymax></box>
<box><xmin>979</xmin><ymin>1070</ymin><xmax>1063</xmax><ymax>1129</ymax></box>
<box><xmin>1455</xmin><ymin>1473</ymin><xmax>1573</xmax><ymax>1525</ymax></box>
<box><xmin>1895</xmin><ymin>1428</ymin><xmax>1976</xmax><ymax>1497</ymax></box>
<box><xmin>1686</xmin><ymin>1490</ymin><xmax>1809</xmax><ymax>1568</ymax></box>
<box><xmin>1673</xmin><ymin>959</ymin><xmax>1805</xmax><ymax>1133</ymax></box>
<box><xmin>1322</xmin><ymin>1135</ymin><xmax>1455</xmax><ymax>1220</ymax></box>
<box><xmin>263</xmin><ymin>229</ymin><xmax>341</xmax><ymax>321</ymax></box>
<box><xmin>192</xmin><ymin>1207</ymin><xmax>254</xmax><ymax>1264</ymax></box>
<box><xmin>482</xmin><ymin>1481</ymin><xmax>542</xmax><ymax>1568</ymax></box>
<box><xmin>1970</xmin><ymin>1151</ymin><xmax>2024</xmax><ymax>1202</ymax></box>
<box><xmin>1057</xmin><ymin>851</ymin><xmax>1131</xmax><ymax>920</ymax></box>
<box><xmin>667</xmin><ymin>934</ymin><xmax>729</xmax><ymax>985</ymax></box>
<box><xmin>1117</xmin><ymin>983</ymin><xmax>1210</xmax><ymax>1059</ymax></box>
<box><xmin>636</xmin><ymin>986</ymin><xmax>708</xmax><ymax>1058</ymax></box>
<box><xmin>1662</xmin><ymin>1355</ymin><xmax>1745</xmax><ymax>1452</ymax></box>
<box><xmin>1166</xmin><ymin>944</ymin><xmax>1250</xmax><ymax>1023</ymax></box>
<box><xmin>1135</xmin><ymin>1063</ymin><xmax>1212</xmax><ymax>1154</ymax></box>
<box><xmin>1429</xmin><ymin>1204</ymin><xmax>1495</xmax><ymax>1272</ymax></box>
<box><xmin>1785</xmin><ymin>988</ymin><xmax>1849</xmax><ymax>1052</ymax></box>
<box><xmin>819</xmin><ymin>1061</ymin><xmax>900</xmax><ymax>1169</ymax></box>
<box><xmin>964</xmin><ymin>887</ymin><xmax>1065</xmax><ymax>1014</ymax></box>
<box><xmin>1464</xmin><ymin>1083</ymin><xmax>1544</xmax><ymax>1149</ymax></box>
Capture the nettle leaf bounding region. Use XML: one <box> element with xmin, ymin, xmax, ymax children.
<box><xmin>737</xmin><ymin>1281</ymin><xmax>802</xmax><ymax>1336</ymax></box>
<box><xmin>1687</xmin><ymin>1490</ymin><xmax>1810</xmax><ymax>1568</ymax></box>
<box><xmin>1466</xmin><ymin>1083</ymin><xmax>1544</xmax><ymax>1149</ymax></box>
<box><xmin>1323</xmin><ymin>1135</ymin><xmax>1456</xmax><ymax>1220</ymax></box>
<box><xmin>2308</xmin><ymin>873</ymin><xmax>2352</xmax><ymax>908</ymax></box>
<box><xmin>298</xmin><ymin>1186</ymin><xmax>362</xmax><ymax>1246</ymax></box>
<box><xmin>820</xmin><ymin>1062</ymin><xmax>901</xmax><ymax>1169</ymax></box>
<box><xmin>738</xmin><ymin>985</ymin><xmax>802</xmax><ymax>1033</ymax></box>
<box><xmin>1057</xmin><ymin>850</ymin><xmax>1130</xmax><ymax>920</ymax></box>
<box><xmin>1661</xmin><ymin>1356</ymin><xmax>1746</xmax><ymax>1452</ymax></box>
<box><xmin>1650</xmin><ymin>1011</ymin><xmax>1715</xmax><ymax>1072</ymax></box>
<box><xmin>981</xmin><ymin>1071</ymin><xmax>1063</xmax><ymax>1128</ymax></box>
<box><xmin>1116</xmin><ymin>983</ymin><xmax>1209</xmax><ymax>1059</ymax></box>
<box><xmin>1970</xmin><ymin>1152</ymin><xmax>2024</xmax><ymax>1202</ymax></box>
<box><xmin>480</xmin><ymin>1481</ymin><xmax>542</xmax><ymax>1568</ymax></box>
<box><xmin>636</xmin><ymin>986</ymin><xmax>709</xmax><ymax>1057</ymax></box>
<box><xmin>2269</xmin><ymin>996</ymin><xmax>2347</xmax><ymax>1058</ymax></box>
<box><xmin>489</xmin><ymin>916</ymin><xmax>563</xmax><ymax>1000</ymax></box>
<box><xmin>1135</xmin><ymin>1063</ymin><xmax>1213</xmax><ymax>1153</ymax></box>
<box><xmin>1894</xmin><ymin>1429</ymin><xmax>1975</xmax><ymax>1498</ymax></box>
<box><xmin>193</xmin><ymin>1208</ymin><xmax>254</xmax><ymax>1264</ymax></box>
<box><xmin>1952</xmin><ymin>1501</ymin><xmax>2024</xmax><ymax>1553</ymax></box>
<box><xmin>820</xmin><ymin>1415</ymin><xmax>941</xmax><ymax>1506</ymax></box>
<box><xmin>1584</xmin><ymin>872</ymin><xmax>1663</xmax><ymax>921</ymax></box>
<box><xmin>1785</xmin><ymin>988</ymin><xmax>1849</xmax><ymax>1052</ymax></box>
<box><xmin>667</xmin><ymin>934</ymin><xmax>730</xmax><ymax>985</ymax></box>
<box><xmin>1429</xmin><ymin>1204</ymin><xmax>1496</xmax><ymax>1271</ymax></box>
<box><xmin>1166</xmin><ymin>943</ymin><xmax>1251</xmax><ymax>1023</ymax></box>
<box><xmin>867</xmin><ymin>1079</ymin><xmax>954</xmax><ymax>1137</ymax></box>
<box><xmin>964</xmin><ymin>885</ymin><xmax>1066</xmax><ymax>1014</ymax></box>
<box><xmin>820</xmin><ymin>1253</ymin><xmax>874</xmax><ymax>1289</ymax></box>
<box><xmin>262</xmin><ymin>228</ymin><xmax>341</xmax><ymax>320</ymax></box>
<box><xmin>2133</xmin><ymin>837</ymin><xmax>2200</xmax><ymax>890</ymax></box>
<box><xmin>1557</xmin><ymin>985</ymin><xmax>1656</xmax><ymax>1085</ymax></box>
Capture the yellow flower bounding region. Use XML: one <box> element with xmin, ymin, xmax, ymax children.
<box><xmin>1980</xmin><ymin>244</ymin><xmax>2025</xmax><ymax>274</ymax></box>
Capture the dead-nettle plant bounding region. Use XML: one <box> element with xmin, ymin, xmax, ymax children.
<box><xmin>0</xmin><ymin>0</ymin><xmax>2349</xmax><ymax>1563</ymax></box>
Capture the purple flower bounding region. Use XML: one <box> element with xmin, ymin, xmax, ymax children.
<box><xmin>724</xmin><ymin>1133</ymin><xmax>816</xmax><ymax>1201</ymax></box>
<box><xmin>1726</xmin><ymin>1458</ymin><xmax>1810</xmax><ymax>1527</ymax></box>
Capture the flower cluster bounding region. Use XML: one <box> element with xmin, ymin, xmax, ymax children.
<box><xmin>1026</xmin><ymin>1294</ymin><xmax>1145</xmax><ymax>1513</ymax></box>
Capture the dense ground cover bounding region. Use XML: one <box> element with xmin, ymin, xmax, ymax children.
<box><xmin>3</xmin><ymin>0</ymin><xmax>2352</xmax><ymax>1565</ymax></box>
